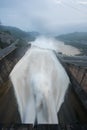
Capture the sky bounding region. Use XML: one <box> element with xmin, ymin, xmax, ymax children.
<box><xmin>0</xmin><ymin>0</ymin><xmax>87</xmax><ymax>35</ymax></box>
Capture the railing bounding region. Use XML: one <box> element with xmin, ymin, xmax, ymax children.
<box><xmin>57</xmin><ymin>54</ymin><xmax>87</xmax><ymax>92</ymax></box>
<box><xmin>0</xmin><ymin>39</ymin><xmax>19</xmax><ymax>60</ymax></box>
<box><xmin>55</xmin><ymin>54</ymin><xmax>87</xmax><ymax>130</ymax></box>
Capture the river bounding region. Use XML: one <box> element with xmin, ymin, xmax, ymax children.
<box><xmin>30</xmin><ymin>36</ymin><xmax>81</xmax><ymax>56</ymax></box>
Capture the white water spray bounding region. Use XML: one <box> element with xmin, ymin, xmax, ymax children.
<box><xmin>10</xmin><ymin>36</ymin><xmax>70</xmax><ymax>124</ymax></box>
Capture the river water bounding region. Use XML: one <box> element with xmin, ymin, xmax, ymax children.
<box><xmin>30</xmin><ymin>36</ymin><xmax>81</xmax><ymax>56</ymax></box>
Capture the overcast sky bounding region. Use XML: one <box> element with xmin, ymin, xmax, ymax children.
<box><xmin>0</xmin><ymin>0</ymin><xmax>87</xmax><ymax>34</ymax></box>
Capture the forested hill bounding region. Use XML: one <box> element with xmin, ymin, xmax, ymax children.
<box><xmin>0</xmin><ymin>25</ymin><xmax>40</xmax><ymax>49</ymax></box>
<box><xmin>0</xmin><ymin>25</ymin><xmax>39</xmax><ymax>41</ymax></box>
<box><xmin>56</xmin><ymin>32</ymin><xmax>87</xmax><ymax>42</ymax></box>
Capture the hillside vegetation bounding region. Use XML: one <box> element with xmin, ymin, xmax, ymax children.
<box><xmin>0</xmin><ymin>25</ymin><xmax>39</xmax><ymax>41</ymax></box>
<box><xmin>0</xmin><ymin>31</ymin><xmax>15</xmax><ymax>49</ymax></box>
<box><xmin>0</xmin><ymin>25</ymin><xmax>39</xmax><ymax>49</ymax></box>
<box><xmin>56</xmin><ymin>32</ymin><xmax>87</xmax><ymax>41</ymax></box>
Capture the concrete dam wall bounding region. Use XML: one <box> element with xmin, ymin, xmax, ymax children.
<box><xmin>0</xmin><ymin>44</ymin><xmax>29</xmax><ymax>87</ymax></box>
<box><xmin>0</xmin><ymin>44</ymin><xmax>30</xmax><ymax>124</ymax></box>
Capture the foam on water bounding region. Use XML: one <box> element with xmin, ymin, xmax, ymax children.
<box><xmin>30</xmin><ymin>36</ymin><xmax>58</xmax><ymax>51</ymax></box>
<box><xmin>30</xmin><ymin>36</ymin><xmax>80</xmax><ymax>56</ymax></box>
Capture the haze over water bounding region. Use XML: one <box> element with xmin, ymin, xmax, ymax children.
<box><xmin>30</xmin><ymin>36</ymin><xmax>81</xmax><ymax>56</ymax></box>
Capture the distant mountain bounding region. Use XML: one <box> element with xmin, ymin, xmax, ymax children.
<box><xmin>0</xmin><ymin>25</ymin><xmax>39</xmax><ymax>41</ymax></box>
<box><xmin>27</xmin><ymin>32</ymin><xmax>40</xmax><ymax>38</ymax></box>
<box><xmin>56</xmin><ymin>32</ymin><xmax>87</xmax><ymax>42</ymax></box>
<box><xmin>53</xmin><ymin>23</ymin><xmax>87</xmax><ymax>36</ymax></box>
<box><xmin>0</xmin><ymin>25</ymin><xmax>40</xmax><ymax>49</ymax></box>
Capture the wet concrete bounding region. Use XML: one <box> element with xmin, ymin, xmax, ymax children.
<box><xmin>58</xmin><ymin>85</ymin><xmax>87</xmax><ymax>125</ymax></box>
<box><xmin>0</xmin><ymin>80</ymin><xmax>21</xmax><ymax>124</ymax></box>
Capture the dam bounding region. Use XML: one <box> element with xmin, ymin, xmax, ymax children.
<box><xmin>0</xmin><ymin>41</ymin><xmax>87</xmax><ymax>129</ymax></box>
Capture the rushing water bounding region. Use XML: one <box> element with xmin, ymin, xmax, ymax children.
<box><xmin>10</xmin><ymin>36</ymin><xmax>70</xmax><ymax>124</ymax></box>
<box><xmin>30</xmin><ymin>36</ymin><xmax>80</xmax><ymax>56</ymax></box>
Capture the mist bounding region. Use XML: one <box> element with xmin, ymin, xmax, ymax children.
<box><xmin>30</xmin><ymin>36</ymin><xmax>81</xmax><ymax>56</ymax></box>
<box><xmin>0</xmin><ymin>0</ymin><xmax>87</xmax><ymax>35</ymax></box>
